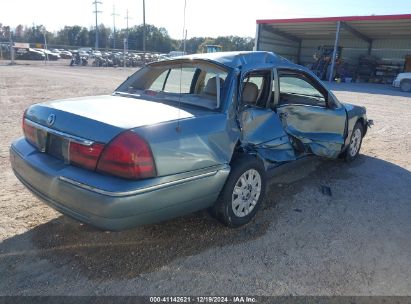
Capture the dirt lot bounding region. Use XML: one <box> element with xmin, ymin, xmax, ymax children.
<box><xmin>0</xmin><ymin>61</ymin><xmax>410</xmax><ymax>296</ymax></box>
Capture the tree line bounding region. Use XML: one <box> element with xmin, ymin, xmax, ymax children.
<box><xmin>0</xmin><ymin>23</ymin><xmax>254</xmax><ymax>53</ymax></box>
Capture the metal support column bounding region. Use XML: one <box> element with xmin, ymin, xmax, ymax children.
<box><xmin>329</xmin><ymin>21</ymin><xmax>341</xmax><ymax>83</ymax></box>
<box><xmin>254</xmin><ymin>24</ymin><xmax>261</xmax><ymax>51</ymax></box>
<box><xmin>297</xmin><ymin>40</ymin><xmax>302</xmax><ymax>64</ymax></box>
<box><xmin>367</xmin><ymin>40</ymin><xmax>373</xmax><ymax>55</ymax></box>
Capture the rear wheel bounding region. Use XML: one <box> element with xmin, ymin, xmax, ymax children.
<box><xmin>211</xmin><ymin>155</ymin><xmax>266</xmax><ymax>227</ymax></box>
<box><xmin>400</xmin><ymin>80</ymin><xmax>411</xmax><ymax>92</ymax></box>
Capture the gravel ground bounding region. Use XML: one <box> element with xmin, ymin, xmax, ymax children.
<box><xmin>0</xmin><ymin>62</ymin><xmax>410</xmax><ymax>296</ymax></box>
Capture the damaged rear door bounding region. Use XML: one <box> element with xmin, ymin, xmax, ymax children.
<box><xmin>275</xmin><ymin>69</ymin><xmax>346</xmax><ymax>158</ymax></box>
<box><xmin>238</xmin><ymin>69</ymin><xmax>296</xmax><ymax>163</ymax></box>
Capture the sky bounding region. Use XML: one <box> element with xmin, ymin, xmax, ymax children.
<box><xmin>1</xmin><ymin>0</ymin><xmax>411</xmax><ymax>39</ymax></box>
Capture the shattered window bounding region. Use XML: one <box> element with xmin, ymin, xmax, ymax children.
<box><xmin>279</xmin><ymin>75</ymin><xmax>326</xmax><ymax>107</ymax></box>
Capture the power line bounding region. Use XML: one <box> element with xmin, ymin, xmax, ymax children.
<box><xmin>92</xmin><ymin>0</ymin><xmax>102</xmax><ymax>49</ymax></box>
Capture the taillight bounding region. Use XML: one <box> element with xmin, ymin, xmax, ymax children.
<box><xmin>22</xmin><ymin>116</ymin><xmax>36</xmax><ymax>146</ymax></box>
<box><xmin>69</xmin><ymin>142</ymin><xmax>104</xmax><ymax>171</ymax></box>
<box><xmin>96</xmin><ymin>131</ymin><xmax>156</xmax><ymax>179</ymax></box>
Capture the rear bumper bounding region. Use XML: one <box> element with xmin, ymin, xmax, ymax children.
<box><xmin>392</xmin><ymin>79</ymin><xmax>400</xmax><ymax>88</ymax></box>
<box><xmin>10</xmin><ymin>138</ymin><xmax>230</xmax><ymax>230</ymax></box>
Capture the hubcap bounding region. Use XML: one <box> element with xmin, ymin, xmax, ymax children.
<box><xmin>349</xmin><ymin>128</ymin><xmax>362</xmax><ymax>157</ymax></box>
<box><xmin>402</xmin><ymin>82</ymin><xmax>411</xmax><ymax>92</ymax></box>
<box><xmin>232</xmin><ymin>169</ymin><xmax>261</xmax><ymax>217</ymax></box>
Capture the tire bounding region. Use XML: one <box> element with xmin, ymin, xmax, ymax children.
<box><xmin>344</xmin><ymin>122</ymin><xmax>364</xmax><ymax>161</ymax></box>
<box><xmin>400</xmin><ymin>80</ymin><xmax>411</xmax><ymax>92</ymax></box>
<box><xmin>211</xmin><ymin>155</ymin><xmax>266</xmax><ymax>227</ymax></box>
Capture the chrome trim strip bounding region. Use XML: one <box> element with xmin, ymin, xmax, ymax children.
<box><xmin>59</xmin><ymin>170</ymin><xmax>219</xmax><ymax>197</ymax></box>
<box><xmin>24</xmin><ymin>119</ymin><xmax>94</xmax><ymax>146</ymax></box>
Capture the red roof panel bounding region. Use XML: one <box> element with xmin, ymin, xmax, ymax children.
<box><xmin>257</xmin><ymin>14</ymin><xmax>411</xmax><ymax>25</ymax></box>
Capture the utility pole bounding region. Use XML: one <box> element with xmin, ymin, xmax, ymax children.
<box><xmin>142</xmin><ymin>0</ymin><xmax>146</xmax><ymax>63</ymax></box>
<box><xmin>43</xmin><ymin>30</ymin><xmax>48</xmax><ymax>65</ymax></box>
<box><xmin>124</xmin><ymin>9</ymin><xmax>132</xmax><ymax>49</ymax></box>
<box><xmin>123</xmin><ymin>38</ymin><xmax>127</xmax><ymax>67</ymax></box>
<box><xmin>125</xmin><ymin>9</ymin><xmax>131</xmax><ymax>43</ymax></box>
<box><xmin>9</xmin><ymin>31</ymin><xmax>15</xmax><ymax>65</ymax></box>
<box><xmin>111</xmin><ymin>5</ymin><xmax>119</xmax><ymax>49</ymax></box>
<box><xmin>92</xmin><ymin>0</ymin><xmax>102</xmax><ymax>50</ymax></box>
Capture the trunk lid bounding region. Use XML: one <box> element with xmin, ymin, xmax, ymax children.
<box><xmin>25</xmin><ymin>95</ymin><xmax>195</xmax><ymax>143</ymax></box>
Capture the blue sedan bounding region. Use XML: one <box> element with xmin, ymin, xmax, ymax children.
<box><xmin>10</xmin><ymin>51</ymin><xmax>372</xmax><ymax>230</ymax></box>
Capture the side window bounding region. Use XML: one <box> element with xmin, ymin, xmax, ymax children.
<box><xmin>196</xmin><ymin>72</ymin><xmax>227</xmax><ymax>95</ymax></box>
<box><xmin>150</xmin><ymin>67</ymin><xmax>197</xmax><ymax>93</ymax></box>
<box><xmin>241</xmin><ymin>71</ymin><xmax>271</xmax><ymax>108</ymax></box>
<box><xmin>279</xmin><ymin>73</ymin><xmax>326</xmax><ymax>107</ymax></box>
<box><xmin>149</xmin><ymin>70</ymin><xmax>169</xmax><ymax>91</ymax></box>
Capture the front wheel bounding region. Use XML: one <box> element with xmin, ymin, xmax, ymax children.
<box><xmin>344</xmin><ymin>122</ymin><xmax>364</xmax><ymax>161</ymax></box>
<box><xmin>400</xmin><ymin>80</ymin><xmax>411</xmax><ymax>92</ymax></box>
<box><xmin>211</xmin><ymin>155</ymin><xmax>266</xmax><ymax>227</ymax></box>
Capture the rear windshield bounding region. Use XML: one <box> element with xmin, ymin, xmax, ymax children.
<box><xmin>116</xmin><ymin>60</ymin><xmax>229</xmax><ymax>110</ymax></box>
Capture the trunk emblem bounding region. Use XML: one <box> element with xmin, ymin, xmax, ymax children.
<box><xmin>47</xmin><ymin>114</ymin><xmax>56</xmax><ymax>126</ymax></box>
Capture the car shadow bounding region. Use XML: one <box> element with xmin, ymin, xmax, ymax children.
<box><xmin>325</xmin><ymin>82</ymin><xmax>411</xmax><ymax>97</ymax></box>
<box><xmin>0</xmin><ymin>155</ymin><xmax>410</xmax><ymax>282</ymax></box>
<box><xmin>0</xmin><ymin>204</ymin><xmax>273</xmax><ymax>281</ymax></box>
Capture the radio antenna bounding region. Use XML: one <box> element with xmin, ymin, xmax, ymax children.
<box><xmin>182</xmin><ymin>0</ymin><xmax>187</xmax><ymax>53</ymax></box>
<box><xmin>176</xmin><ymin>0</ymin><xmax>187</xmax><ymax>133</ymax></box>
<box><xmin>176</xmin><ymin>63</ymin><xmax>182</xmax><ymax>133</ymax></box>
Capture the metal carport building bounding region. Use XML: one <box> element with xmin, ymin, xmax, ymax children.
<box><xmin>255</xmin><ymin>14</ymin><xmax>411</xmax><ymax>82</ymax></box>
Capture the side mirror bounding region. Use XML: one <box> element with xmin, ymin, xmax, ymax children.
<box><xmin>327</xmin><ymin>94</ymin><xmax>338</xmax><ymax>109</ymax></box>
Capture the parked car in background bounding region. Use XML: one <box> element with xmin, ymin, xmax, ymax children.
<box><xmin>15</xmin><ymin>48</ymin><xmax>45</xmax><ymax>60</ymax></box>
<box><xmin>78</xmin><ymin>50</ymin><xmax>90</xmax><ymax>59</ymax></box>
<box><xmin>169</xmin><ymin>51</ymin><xmax>186</xmax><ymax>57</ymax></box>
<box><xmin>34</xmin><ymin>49</ymin><xmax>60</xmax><ymax>61</ymax></box>
<box><xmin>10</xmin><ymin>51</ymin><xmax>372</xmax><ymax>231</ymax></box>
<box><xmin>78</xmin><ymin>47</ymin><xmax>92</xmax><ymax>53</ymax></box>
<box><xmin>393</xmin><ymin>72</ymin><xmax>411</xmax><ymax>92</ymax></box>
<box><xmin>91</xmin><ymin>50</ymin><xmax>102</xmax><ymax>58</ymax></box>
<box><xmin>59</xmin><ymin>50</ymin><xmax>73</xmax><ymax>59</ymax></box>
